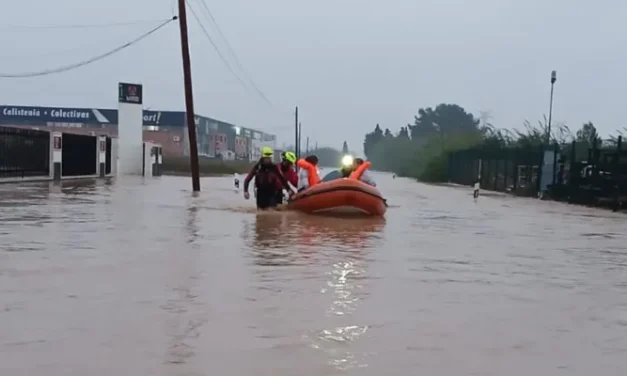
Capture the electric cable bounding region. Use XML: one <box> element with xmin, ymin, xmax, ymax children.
<box><xmin>0</xmin><ymin>18</ymin><xmax>174</xmax><ymax>30</ymax></box>
<box><xmin>185</xmin><ymin>0</ymin><xmax>254</xmax><ymax>97</ymax></box>
<box><xmin>0</xmin><ymin>16</ymin><xmax>177</xmax><ymax>78</ymax></box>
<box><xmin>196</xmin><ymin>0</ymin><xmax>274</xmax><ymax>106</ymax></box>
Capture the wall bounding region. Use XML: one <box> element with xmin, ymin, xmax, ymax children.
<box><xmin>210</xmin><ymin>133</ymin><xmax>228</xmax><ymax>157</ymax></box>
<box><xmin>143</xmin><ymin>128</ymin><xmax>184</xmax><ymax>157</ymax></box>
<box><xmin>249</xmin><ymin>138</ymin><xmax>277</xmax><ymax>161</ymax></box>
<box><xmin>0</xmin><ymin>106</ymin><xmax>278</xmax><ymax>161</ymax></box>
<box><xmin>234</xmin><ymin>136</ymin><xmax>248</xmax><ymax>159</ymax></box>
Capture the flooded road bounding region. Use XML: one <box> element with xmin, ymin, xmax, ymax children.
<box><xmin>1</xmin><ymin>173</ymin><xmax>626</xmax><ymax>375</ymax></box>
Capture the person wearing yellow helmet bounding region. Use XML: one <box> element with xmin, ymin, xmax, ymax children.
<box><xmin>279</xmin><ymin>151</ymin><xmax>298</xmax><ymax>186</ymax></box>
<box><xmin>261</xmin><ymin>146</ymin><xmax>273</xmax><ymax>159</ymax></box>
<box><xmin>275</xmin><ymin>151</ymin><xmax>298</xmax><ymax>204</ymax></box>
<box><xmin>281</xmin><ymin>151</ymin><xmax>297</xmax><ymax>165</ymax></box>
<box><xmin>243</xmin><ymin>146</ymin><xmax>291</xmax><ymax>210</ymax></box>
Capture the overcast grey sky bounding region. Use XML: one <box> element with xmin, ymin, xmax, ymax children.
<box><xmin>1</xmin><ymin>0</ymin><xmax>626</xmax><ymax>153</ymax></box>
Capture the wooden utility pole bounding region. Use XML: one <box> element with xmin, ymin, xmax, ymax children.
<box><xmin>177</xmin><ymin>0</ymin><xmax>200</xmax><ymax>191</ymax></box>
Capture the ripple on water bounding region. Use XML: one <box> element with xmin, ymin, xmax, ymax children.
<box><xmin>0</xmin><ymin>175</ymin><xmax>626</xmax><ymax>375</ymax></box>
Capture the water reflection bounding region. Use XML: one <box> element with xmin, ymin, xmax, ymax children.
<box><xmin>162</xmin><ymin>201</ymin><xmax>206</xmax><ymax>366</ymax></box>
<box><xmin>242</xmin><ymin>211</ymin><xmax>381</xmax><ymax>373</ymax></box>
<box><xmin>249</xmin><ymin>212</ymin><xmax>385</xmax><ymax>250</ymax></box>
<box><xmin>246</xmin><ymin>212</ymin><xmax>385</xmax><ymax>267</ymax></box>
<box><xmin>186</xmin><ymin>204</ymin><xmax>199</xmax><ymax>244</ymax></box>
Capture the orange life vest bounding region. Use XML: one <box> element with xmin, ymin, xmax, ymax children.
<box><xmin>349</xmin><ymin>161</ymin><xmax>371</xmax><ymax>180</ymax></box>
<box><xmin>296</xmin><ymin>159</ymin><xmax>320</xmax><ymax>187</ymax></box>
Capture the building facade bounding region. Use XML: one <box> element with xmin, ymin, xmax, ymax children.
<box><xmin>0</xmin><ymin>105</ymin><xmax>276</xmax><ymax>161</ymax></box>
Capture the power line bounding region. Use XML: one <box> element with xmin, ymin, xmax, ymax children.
<box><xmin>0</xmin><ymin>33</ymin><xmax>151</xmax><ymax>59</ymax></box>
<box><xmin>0</xmin><ymin>18</ymin><xmax>173</xmax><ymax>30</ymax></box>
<box><xmin>185</xmin><ymin>0</ymin><xmax>254</xmax><ymax>97</ymax></box>
<box><xmin>0</xmin><ymin>45</ymin><xmax>94</xmax><ymax>59</ymax></box>
<box><xmin>0</xmin><ymin>17</ymin><xmax>177</xmax><ymax>78</ymax></box>
<box><xmin>196</xmin><ymin>0</ymin><xmax>274</xmax><ymax>106</ymax></box>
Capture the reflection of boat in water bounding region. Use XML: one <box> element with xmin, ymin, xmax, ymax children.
<box><xmin>286</xmin><ymin>170</ymin><xmax>387</xmax><ymax>217</ymax></box>
<box><xmin>247</xmin><ymin>210</ymin><xmax>385</xmax><ymax>256</ymax></box>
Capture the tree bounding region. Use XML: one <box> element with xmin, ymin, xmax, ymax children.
<box><xmin>397</xmin><ymin>126</ymin><xmax>410</xmax><ymax>139</ymax></box>
<box><xmin>408</xmin><ymin>103</ymin><xmax>480</xmax><ymax>140</ymax></box>
<box><xmin>384</xmin><ymin>128</ymin><xmax>393</xmax><ymax>138</ymax></box>
<box><xmin>409</xmin><ymin>108</ymin><xmax>438</xmax><ymax>140</ymax></box>
<box><xmin>363</xmin><ymin>124</ymin><xmax>384</xmax><ymax>159</ymax></box>
<box><xmin>513</xmin><ymin>120</ymin><xmax>545</xmax><ymax>148</ymax></box>
<box><xmin>342</xmin><ymin>141</ymin><xmax>349</xmax><ymax>154</ymax></box>
<box><xmin>575</xmin><ymin>122</ymin><xmax>598</xmax><ymax>144</ymax></box>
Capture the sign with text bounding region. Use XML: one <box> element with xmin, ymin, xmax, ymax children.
<box><xmin>118</xmin><ymin>82</ymin><xmax>143</xmax><ymax>104</ymax></box>
<box><xmin>0</xmin><ymin>106</ymin><xmax>187</xmax><ymax>127</ymax></box>
<box><xmin>0</xmin><ymin>105</ymin><xmax>114</xmax><ymax>125</ymax></box>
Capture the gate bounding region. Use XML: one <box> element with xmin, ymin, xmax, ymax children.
<box><xmin>0</xmin><ymin>126</ymin><xmax>50</xmax><ymax>178</ymax></box>
<box><xmin>105</xmin><ymin>136</ymin><xmax>112</xmax><ymax>174</ymax></box>
<box><xmin>62</xmin><ymin>133</ymin><xmax>97</xmax><ymax>177</ymax></box>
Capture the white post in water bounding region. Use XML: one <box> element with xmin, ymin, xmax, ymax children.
<box><xmin>98</xmin><ymin>135</ymin><xmax>107</xmax><ymax>177</ymax></box>
<box><xmin>233</xmin><ymin>173</ymin><xmax>240</xmax><ymax>192</ymax></box>
<box><xmin>117</xmin><ymin>82</ymin><xmax>143</xmax><ymax>175</ymax></box>
<box><xmin>51</xmin><ymin>131</ymin><xmax>62</xmax><ymax>182</ymax></box>
<box><xmin>474</xmin><ymin>159</ymin><xmax>482</xmax><ymax>198</ymax></box>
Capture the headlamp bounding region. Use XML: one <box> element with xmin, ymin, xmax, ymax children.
<box><xmin>341</xmin><ymin>155</ymin><xmax>354</xmax><ymax>167</ymax></box>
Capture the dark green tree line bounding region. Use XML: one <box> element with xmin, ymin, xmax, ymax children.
<box><xmin>362</xmin><ymin>103</ymin><xmax>621</xmax><ymax>181</ymax></box>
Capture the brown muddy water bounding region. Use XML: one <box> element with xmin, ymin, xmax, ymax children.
<box><xmin>0</xmin><ymin>173</ymin><xmax>626</xmax><ymax>376</ymax></box>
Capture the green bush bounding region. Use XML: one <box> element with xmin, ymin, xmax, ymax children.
<box><xmin>367</xmin><ymin>133</ymin><xmax>483</xmax><ymax>182</ymax></box>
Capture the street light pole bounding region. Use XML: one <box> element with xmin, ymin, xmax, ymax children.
<box><xmin>546</xmin><ymin>70</ymin><xmax>557</xmax><ymax>144</ymax></box>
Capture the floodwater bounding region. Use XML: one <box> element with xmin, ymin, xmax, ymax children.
<box><xmin>1</xmin><ymin>173</ymin><xmax>626</xmax><ymax>376</ymax></box>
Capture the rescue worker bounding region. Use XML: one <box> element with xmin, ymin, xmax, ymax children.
<box><xmin>340</xmin><ymin>165</ymin><xmax>352</xmax><ymax>178</ymax></box>
<box><xmin>276</xmin><ymin>151</ymin><xmax>298</xmax><ymax>204</ymax></box>
<box><xmin>353</xmin><ymin>158</ymin><xmax>377</xmax><ymax>187</ymax></box>
<box><xmin>340</xmin><ymin>155</ymin><xmax>354</xmax><ymax>178</ymax></box>
<box><xmin>279</xmin><ymin>151</ymin><xmax>298</xmax><ymax>187</ymax></box>
<box><xmin>297</xmin><ymin>155</ymin><xmax>320</xmax><ymax>192</ymax></box>
<box><xmin>243</xmin><ymin>147</ymin><xmax>291</xmax><ymax>210</ymax></box>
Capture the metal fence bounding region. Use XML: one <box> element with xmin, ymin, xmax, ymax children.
<box><xmin>0</xmin><ymin>126</ymin><xmax>50</xmax><ymax>179</ymax></box>
<box><xmin>448</xmin><ymin>144</ymin><xmax>544</xmax><ymax>197</ymax></box>
<box><xmin>62</xmin><ymin>133</ymin><xmax>97</xmax><ymax>177</ymax></box>
<box><xmin>551</xmin><ymin>136</ymin><xmax>626</xmax><ymax>209</ymax></box>
<box><xmin>448</xmin><ymin>137</ymin><xmax>627</xmax><ymax>209</ymax></box>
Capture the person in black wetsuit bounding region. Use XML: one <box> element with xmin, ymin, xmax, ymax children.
<box><xmin>243</xmin><ymin>147</ymin><xmax>291</xmax><ymax>210</ymax></box>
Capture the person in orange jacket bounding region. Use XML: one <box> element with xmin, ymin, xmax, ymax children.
<box><xmin>352</xmin><ymin>158</ymin><xmax>377</xmax><ymax>187</ymax></box>
<box><xmin>297</xmin><ymin>155</ymin><xmax>320</xmax><ymax>192</ymax></box>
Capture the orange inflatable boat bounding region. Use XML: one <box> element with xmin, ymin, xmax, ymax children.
<box><xmin>286</xmin><ymin>160</ymin><xmax>387</xmax><ymax>216</ymax></box>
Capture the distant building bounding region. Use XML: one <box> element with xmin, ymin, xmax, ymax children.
<box><xmin>0</xmin><ymin>105</ymin><xmax>276</xmax><ymax>160</ymax></box>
